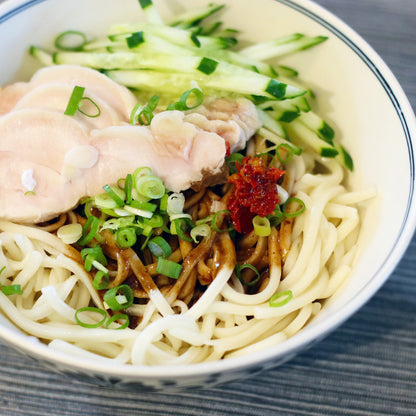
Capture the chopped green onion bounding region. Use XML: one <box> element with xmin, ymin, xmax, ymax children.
<box><xmin>282</xmin><ymin>197</ymin><xmax>306</xmax><ymax>218</ymax></box>
<box><xmin>269</xmin><ymin>290</ymin><xmax>293</xmax><ymax>307</ymax></box>
<box><xmin>179</xmin><ymin>88</ymin><xmax>204</xmax><ymax>110</ymax></box>
<box><xmin>167</xmin><ymin>193</ymin><xmax>185</xmax><ymax>216</ymax></box>
<box><xmin>159</xmin><ymin>193</ymin><xmax>169</xmax><ymax>212</ymax></box>
<box><xmin>105</xmin><ymin>313</ymin><xmax>129</xmax><ymax>329</ymax></box>
<box><xmin>77</xmin><ymin>216</ymin><xmax>100</xmax><ymax>245</ymax></box>
<box><xmin>81</xmin><ymin>245</ymin><xmax>107</xmax><ymax>272</ymax></box>
<box><xmin>64</xmin><ymin>85</ymin><xmax>85</xmax><ymax>116</ymax></box>
<box><xmin>0</xmin><ymin>284</ymin><xmax>23</xmax><ymax>296</ymax></box>
<box><xmin>55</xmin><ymin>30</ymin><xmax>87</xmax><ymax>51</ymax></box>
<box><xmin>235</xmin><ymin>263</ymin><xmax>261</xmax><ymax>287</ymax></box>
<box><xmin>172</xmin><ymin>218</ymin><xmax>193</xmax><ymax>242</ymax></box>
<box><xmin>129</xmin><ymin>200</ymin><xmax>157</xmax><ymax>212</ymax></box>
<box><xmin>0</xmin><ymin>266</ymin><xmax>5</xmax><ymax>275</ymax></box>
<box><xmin>103</xmin><ymin>184</ymin><xmax>125</xmax><ymax>207</ymax></box>
<box><xmin>167</xmin><ymin>88</ymin><xmax>204</xmax><ymax>111</ymax></box>
<box><xmin>130</xmin><ymin>95</ymin><xmax>159</xmax><ymax>125</ymax></box>
<box><xmin>143</xmin><ymin>214</ymin><xmax>164</xmax><ymax>228</ymax></box>
<box><xmin>268</xmin><ymin>205</ymin><xmax>285</xmax><ymax>227</ymax></box>
<box><xmin>190</xmin><ymin>224</ymin><xmax>211</xmax><ymax>243</ymax></box>
<box><xmin>132</xmin><ymin>167</ymin><xmax>153</xmax><ymax>182</ymax></box>
<box><xmin>212</xmin><ymin>209</ymin><xmax>233</xmax><ymax>232</ymax></box>
<box><xmin>115</xmin><ymin>227</ymin><xmax>137</xmax><ymax>248</ymax></box>
<box><xmin>103</xmin><ymin>285</ymin><xmax>134</xmax><ymax>311</ymax></box>
<box><xmin>92</xmin><ymin>270</ymin><xmax>110</xmax><ymax>290</ymax></box>
<box><xmin>126</xmin><ymin>31</ymin><xmax>145</xmax><ymax>48</ymax></box>
<box><xmin>148</xmin><ymin>236</ymin><xmax>172</xmax><ymax>258</ymax></box>
<box><xmin>124</xmin><ymin>174</ymin><xmax>133</xmax><ymax>205</ymax></box>
<box><xmin>155</xmin><ymin>258</ymin><xmax>182</xmax><ymax>279</ymax></box>
<box><xmin>252</xmin><ymin>215</ymin><xmax>271</xmax><ymax>237</ymax></box>
<box><xmin>78</xmin><ymin>96</ymin><xmax>101</xmax><ymax>118</ymax></box>
<box><xmin>135</xmin><ymin>175</ymin><xmax>165</xmax><ymax>199</ymax></box>
<box><xmin>197</xmin><ymin>57</ymin><xmax>218</xmax><ymax>75</ymax></box>
<box><xmin>75</xmin><ymin>306</ymin><xmax>107</xmax><ymax>328</ymax></box>
<box><xmin>276</xmin><ymin>143</ymin><xmax>302</xmax><ymax>164</ymax></box>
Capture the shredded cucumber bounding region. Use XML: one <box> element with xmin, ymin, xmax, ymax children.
<box><xmin>29</xmin><ymin>1</ymin><xmax>353</xmax><ymax>170</ymax></box>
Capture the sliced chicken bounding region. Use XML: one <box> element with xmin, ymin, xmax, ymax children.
<box><xmin>0</xmin><ymin>65</ymin><xmax>260</xmax><ymax>223</ymax></box>
<box><xmin>29</xmin><ymin>65</ymin><xmax>137</xmax><ymax>121</ymax></box>
<box><xmin>13</xmin><ymin>83</ymin><xmax>122</xmax><ymax>130</ymax></box>
<box><xmin>0</xmin><ymin>82</ymin><xmax>30</xmax><ymax>115</ymax></box>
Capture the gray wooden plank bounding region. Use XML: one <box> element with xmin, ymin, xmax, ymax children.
<box><xmin>0</xmin><ymin>0</ymin><xmax>414</xmax><ymax>415</ymax></box>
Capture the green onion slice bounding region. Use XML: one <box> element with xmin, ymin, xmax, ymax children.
<box><xmin>105</xmin><ymin>313</ymin><xmax>129</xmax><ymax>330</ymax></box>
<box><xmin>103</xmin><ymin>184</ymin><xmax>125</xmax><ymax>207</ymax></box>
<box><xmin>92</xmin><ymin>270</ymin><xmax>110</xmax><ymax>290</ymax></box>
<box><xmin>135</xmin><ymin>175</ymin><xmax>165</xmax><ymax>199</ymax></box>
<box><xmin>179</xmin><ymin>88</ymin><xmax>204</xmax><ymax>110</ymax></box>
<box><xmin>212</xmin><ymin>209</ymin><xmax>233</xmax><ymax>233</ymax></box>
<box><xmin>268</xmin><ymin>205</ymin><xmax>285</xmax><ymax>227</ymax></box>
<box><xmin>235</xmin><ymin>264</ymin><xmax>261</xmax><ymax>287</ymax></box>
<box><xmin>269</xmin><ymin>290</ymin><xmax>293</xmax><ymax>307</ymax></box>
<box><xmin>77</xmin><ymin>216</ymin><xmax>100</xmax><ymax>246</ymax></box>
<box><xmin>282</xmin><ymin>197</ymin><xmax>306</xmax><ymax>218</ymax></box>
<box><xmin>155</xmin><ymin>258</ymin><xmax>182</xmax><ymax>279</ymax></box>
<box><xmin>172</xmin><ymin>218</ymin><xmax>194</xmax><ymax>242</ymax></box>
<box><xmin>124</xmin><ymin>174</ymin><xmax>133</xmax><ymax>205</ymax></box>
<box><xmin>148</xmin><ymin>236</ymin><xmax>172</xmax><ymax>258</ymax></box>
<box><xmin>190</xmin><ymin>224</ymin><xmax>211</xmax><ymax>243</ymax></box>
<box><xmin>81</xmin><ymin>245</ymin><xmax>107</xmax><ymax>272</ymax></box>
<box><xmin>0</xmin><ymin>284</ymin><xmax>23</xmax><ymax>296</ymax></box>
<box><xmin>276</xmin><ymin>143</ymin><xmax>302</xmax><ymax>164</ymax></box>
<box><xmin>64</xmin><ymin>85</ymin><xmax>85</xmax><ymax>116</ymax></box>
<box><xmin>252</xmin><ymin>215</ymin><xmax>271</xmax><ymax>237</ymax></box>
<box><xmin>75</xmin><ymin>306</ymin><xmax>107</xmax><ymax>328</ymax></box>
<box><xmin>78</xmin><ymin>97</ymin><xmax>101</xmax><ymax>118</ymax></box>
<box><xmin>103</xmin><ymin>285</ymin><xmax>134</xmax><ymax>311</ymax></box>
<box><xmin>55</xmin><ymin>30</ymin><xmax>87</xmax><ymax>51</ymax></box>
<box><xmin>115</xmin><ymin>227</ymin><xmax>137</xmax><ymax>248</ymax></box>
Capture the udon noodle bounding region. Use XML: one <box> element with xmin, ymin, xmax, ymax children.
<box><xmin>0</xmin><ymin>140</ymin><xmax>373</xmax><ymax>365</ymax></box>
<box><xmin>0</xmin><ymin>1</ymin><xmax>376</xmax><ymax>366</ymax></box>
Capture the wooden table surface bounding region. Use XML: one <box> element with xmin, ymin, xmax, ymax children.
<box><xmin>0</xmin><ymin>0</ymin><xmax>415</xmax><ymax>415</ymax></box>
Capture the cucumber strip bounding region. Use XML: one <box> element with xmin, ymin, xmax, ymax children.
<box><xmin>298</xmin><ymin>111</ymin><xmax>335</xmax><ymax>143</ymax></box>
<box><xmin>257</xmin><ymin>96</ymin><xmax>310</xmax><ymax>113</ymax></box>
<box><xmin>82</xmin><ymin>38</ymin><xmax>119</xmax><ymax>51</ymax></box>
<box><xmin>29</xmin><ymin>46</ymin><xmax>54</xmax><ymax>66</ymax></box>
<box><xmin>106</xmin><ymin>68</ymin><xmax>305</xmax><ymax>100</ymax></box>
<box><xmin>240</xmin><ymin>33</ymin><xmax>304</xmax><ymax>60</ymax></box>
<box><xmin>335</xmin><ymin>143</ymin><xmax>354</xmax><ymax>171</ymax></box>
<box><xmin>198</xmin><ymin>21</ymin><xmax>222</xmax><ymax>36</ymax></box>
<box><xmin>257</xmin><ymin>109</ymin><xmax>288</xmax><ymax>139</ymax></box>
<box><xmin>257</xmin><ymin>127</ymin><xmax>302</xmax><ymax>156</ymax></box>
<box><xmin>284</xmin><ymin>120</ymin><xmax>338</xmax><ymax>159</ymax></box>
<box><xmin>109</xmin><ymin>33</ymin><xmax>191</xmax><ymax>56</ymax></box>
<box><xmin>168</xmin><ymin>3</ymin><xmax>225</xmax><ymax>28</ymax></box>
<box><xmin>108</xmin><ymin>23</ymin><xmax>235</xmax><ymax>50</ymax></box>
<box><xmin>138</xmin><ymin>0</ymin><xmax>164</xmax><ymax>25</ymax></box>
<box><xmin>240</xmin><ymin>35</ymin><xmax>328</xmax><ymax>60</ymax></box>
<box><xmin>275</xmin><ymin>65</ymin><xmax>298</xmax><ymax>77</ymax></box>
<box><xmin>268</xmin><ymin>108</ymin><xmax>300</xmax><ymax>123</ymax></box>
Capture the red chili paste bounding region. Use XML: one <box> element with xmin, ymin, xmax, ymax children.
<box><xmin>227</xmin><ymin>156</ymin><xmax>285</xmax><ymax>234</ymax></box>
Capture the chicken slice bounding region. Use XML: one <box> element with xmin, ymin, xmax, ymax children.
<box><xmin>0</xmin><ymin>82</ymin><xmax>30</xmax><ymax>115</ymax></box>
<box><xmin>13</xmin><ymin>83</ymin><xmax>122</xmax><ymax>130</ymax></box>
<box><xmin>29</xmin><ymin>65</ymin><xmax>137</xmax><ymax>121</ymax></box>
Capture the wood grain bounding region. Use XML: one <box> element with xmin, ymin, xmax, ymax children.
<box><xmin>0</xmin><ymin>0</ymin><xmax>414</xmax><ymax>415</ymax></box>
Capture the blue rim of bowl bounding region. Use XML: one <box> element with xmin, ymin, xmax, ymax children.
<box><xmin>0</xmin><ymin>0</ymin><xmax>415</xmax><ymax>380</ymax></box>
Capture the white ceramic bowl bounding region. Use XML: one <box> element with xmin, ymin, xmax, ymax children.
<box><xmin>0</xmin><ymin>0</ymin><xmax>415</xmax><ymax>390</ymax></box>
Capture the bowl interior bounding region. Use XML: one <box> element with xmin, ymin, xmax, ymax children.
<box><xmin>0</xmin><ymin>0</ymin><xmax>415</xmax><ymax>382</ymax></box>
